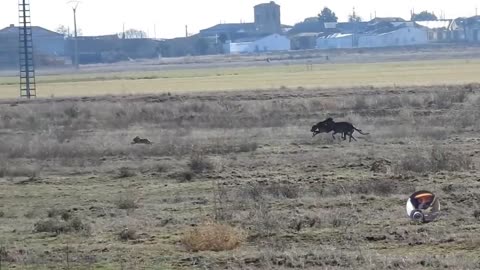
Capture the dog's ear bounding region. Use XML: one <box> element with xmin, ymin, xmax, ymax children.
<box><xmin>326</xmin><ymin>117</ymin><xmax>333</xmax><ymax>122</ymax></box>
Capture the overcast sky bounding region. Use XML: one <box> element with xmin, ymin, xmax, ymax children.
<box><xmin>1</xmin><ymin>0</ymin><xmax>478</xmax><ymax>38</ymax></box>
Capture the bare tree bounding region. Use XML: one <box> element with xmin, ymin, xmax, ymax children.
<box><xmin>56</xmin><ymin>25</ymin><xmax>82</xmax><ymax>37</ymax></box>
<box><xmin>56</xmin><ymin>25</ymin><xmax>70</xmax><ymax>37</ymax></box>
<box><xmin>349</xmin><ymin>14</ymin><xmax>362</xmax><ymax>23</ymax></box>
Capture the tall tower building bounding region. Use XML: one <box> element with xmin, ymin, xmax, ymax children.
<box><xmin>254</xmin><ymin>1</ymin><xmax>281</xmax><ymax>34</ymax></box>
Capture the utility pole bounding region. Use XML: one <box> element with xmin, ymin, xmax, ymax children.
<box><xmin>185</xmin><ymin>25</ymin><xmax>188</xmax><ymax>37</ymax></box>
<box><xmin>68</xmin><ymin>1</ymin><xmax>80</xmax><ymax>69</ymax></box>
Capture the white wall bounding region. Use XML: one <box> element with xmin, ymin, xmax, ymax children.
<box><xmin>316</xmin><ymin>34</ymin><xmax>353</xmax><ymax>49</ymax></box>
<box><xmin>252</xmin><ymin>34</ymin><xmax>291</xmax><ymax>52</ymax></box>
<box><xmin>224</xmin><ymin>34</ymin><xmax>290</xmax><ymax>54</ymax></box>
<box><xmin>224</xmin><ymin>42</ymin><xmax>253</xmax><ymax>54</ymax></box>
<box><xmin>359</xmin><ymin>27</ymin><xmax>428</xmax><ymax>48</ymax></box>
<box><xmin>316</xmin><ymin>27</ymin><xmax>428</xmax><ymax>50</ymax></box>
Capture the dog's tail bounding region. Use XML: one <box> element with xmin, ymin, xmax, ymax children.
<box><xmin>354</xmin><ymin>127</ymin><xmax>369</xmax><ymax>135</ymax></box>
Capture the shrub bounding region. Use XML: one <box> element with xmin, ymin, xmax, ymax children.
<box><xmin>237</xmin><ymin>142</ymin><xmax>258</xmax><ymax>153</ymax></box>
<box><xmin>395</xmin><ymin>147</ymin><xmax>473</xmax><ymax>174</ymax></box>
<box><xmin>117</xmin><ymin>167</ymin><xmax>136</xmax><ymax>178</ymax></box>
<box><xmin>188</xmin><ymin>152</ymin><xmax>214</xmax><ymax>173</ymax></box>
<box><xmin>64</xmin><ymin>104</ymin><xmax>80</xmax><ymax>119</ymax></box>
<box><xmin>34</xmin><ymin>216</ymin><xmax>89</xmax><ymax>234</ymax></box>
<box><xmin>430</xmin><ymin>147</ymin><xmax>473</xmax><ymax>172</ymax></box>
<box><xmin>115</xmin><ymin>194</ymin><xmax>139</xmax><ymax>210</ymax></box>
<box><xmin>181</xmin><ymin>222</ymin><xmax>245</xmax><ymax>252</ymax></box>
<box><xmin>354</xmin><ymin>179</ymin><xmax>395</xmax><ymax>196</ymax></box>
<box><xmin>353</xmin><ymin>95</ymin><xmax>368</xmax><ymax>110</ymax></box>
<box><xmin>154</xmin><ymin>164</ymin><xmax>169</xmax><ymax>173</ymax></box>
<box><xmin>266</xmin><ymin>182</ymin><xmax>300</xmax><ymax>199</ymax></box>
<box><xmin>177</xmin><ymin>169</ymin><xmax>195</xmax><ymax>183</ymax></box>
<box><xmin>47</xmin><ymin>208</ymin><xmax>71</xmax><ymax>221</ymax></box>
<box><xmin>396</xmin><ymin>151</ymin><xmax>430</xmax><ymax>174</ymax></box>
<box><xmin>473</xmin><ymin>210</ymin><xmax>480</xmax><ymax>220</ymax></box>
<box><xmin>431</xmin><ymin>89</ymin><xmax>470</xmax><ymax>109</ymax></box>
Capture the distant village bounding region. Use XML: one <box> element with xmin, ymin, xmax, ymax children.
<box><xmin>1</xmin><ymin>1</ymin><xmax>480</xmax><ymax>67</ymax></box>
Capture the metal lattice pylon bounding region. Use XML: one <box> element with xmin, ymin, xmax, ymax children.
<box><xmin>19</xmin><ymin>0</ymin><xmax>36</xmax><ymax>98</ymax></box>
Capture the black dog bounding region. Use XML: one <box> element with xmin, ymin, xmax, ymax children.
<box><xmin>131</xmin><ymin>136</ymin><xmax>153</xmax><ymax>145</ymax></box>
<box><xmin>311</xmin><ymin>118</ymin><xmax>369</xmax><ymax>142</ymax></box>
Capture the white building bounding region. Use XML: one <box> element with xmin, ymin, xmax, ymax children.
<box><xmin>224</xmin><ymin>34</ymin><xmax>291</xmax><ymax>54</ymax></box>
<box><xmin>316</xmin><ymin>26</ymin><xmax>428</xmax><ymax>50</ymax></box>
<box><xmin>316</xmin><ymin>33</ymin><xmax>354</xmax><ymax>49</ymax></box>
<box><xmin>359</xmin><ymin>27</ymin><xmax>428</xmax><ymax>48</ymax></box>
<box><xmin>415</xmin><ymin>20</ymin><xmax>456</xmax><ymax>42</ymax></box>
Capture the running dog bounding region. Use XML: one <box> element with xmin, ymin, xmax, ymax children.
<box><xmin>311</xmin><ymin>118</ymin><xmax>369</xmax><ymax>142</ymax></box>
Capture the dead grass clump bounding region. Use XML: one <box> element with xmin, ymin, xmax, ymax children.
<box><xmin>176</xmin><ymin>169</ymin><xmax>195</xmax><ymax>183</ymax></box>
<box><xmin>453</xmin><ymin>110</ymin><xmax>478</xmax><ymax>129</ymax></box>
<box><xmin>395</xmin><ymin>147</ymin><xmax>474</xmax><ymax>174</ymax></box>
<box><xmin>188</xmin><ymin>152</ymin><xmax>214</xmax><ymax>173</ymax></box>
<box><xmin>117</xmin><ymin>167</ymin><xmax>136</xmax><ymax>178</ymax></box>
<box><xmin>374</xmin><ymin>95</ymin><xmax>403</xmax><ymax>109</ymax></box>
<box><xmin>464</xmin><ymin>83</ymin><xmax>480</xmax><ymax>92</ymax></box>
<box><xmin>266</xmin><ymin>182</ymin><xmax>300</xmax><ymax>199</ymax></box>
<box><xmin>63</xmin><ymin>104</ymin><xmax>80</xmax><ymax>119</ymax></box>
<box><xmin>353</xmin><ymin>95</ymin><xmax>369</xmax><ymax>110</ymax></box>
<box><xmin>47</xmin><ymin>208</ymin><xmax>71</xmax><ymax>221</ymax></box>
<box><xmin>153</xmin><ymin>164</ymin><xmax>169</xmax><ymax>173</ymax></box>
<box><xmin>239</xmin><ymin>182</ymin><xmax>300</xmax><ymax>201</ymax></box>
<box><xmin>473</xmin><ymin>210</ymin><xmax>480</xmax><ymax>220</ymax></box>
<box><xmin>429</xmin><ymin>147</ymin><xmax>474</xmax><ymax>172</ymax></box>
<box><xmin>115</xmin><ymin>193</ymin><xmax>139</xmax><ymax>210</ymax></box>
<box><xmin>370</xmin><ymin>158</ymin><xmax>392</xmax><ymax>173</ymax></box>
<box><xmin>417</xmin><ymin>127</ymin><xmax>449</xmax><ymax>140</ymax></box>
<box><xmin>181</xmin><ymin>222</ymin><xmax>245</xmax><ymax>252</ymax></box>
<box><xmin>237</xmin><ymin>141</ymin><xmax>258</xmax><ymax>153</ymax></box>
<box><xmin>252</xmin><ymin>249</ymin><xmax>360</xmax><ymax>269</ymax></box>
<box><xmin>34</xmin><ymin>216</ymin><xmax>89</xmax><ymax>234</ymax></box>
<box><xmin>52</xmin><ymin>126</ymin><xmax>75</xmax><ymax>143</ymax></box>
<box><xmin>238</xmin><ymin>183</ymin><xmax>265</xmax><ymax>202</ymax></box>
<box><xmin>396</xmin><ymin>151</ymin><xmax>431</xmax><ymax>174</ymax></box>
<box><xmin>430</xmin><ymin>89</ymin><xmax>470</xmax><ymax>109</ymax></box>
<box><xmin>354</xmin><ymin>179</ymin><xmax>396</xmax><ymax>196</ymax></box>
<box><xmin>0</xmin><ymin>163</ymin><xmax>41</xmax><ymax>179</ymax></box>
<box><xmin>118</xmin><ymin>227</ymin><xmax>138</xmax><ymax>241</ymax></box>
<box><xmin>237</xmin><ymin>192</ymin><xmax>282</xmax><ymax>235</ymax></box>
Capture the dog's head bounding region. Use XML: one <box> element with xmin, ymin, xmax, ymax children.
<box><xmin>133</xmin><ymin>136</ymin><xmax>141</xmax><ymax>142</ymax></box>
<box><xmin>311</xmin><ymin>122</ymin><xmax>333</xmax><ymax>137</ymax></box>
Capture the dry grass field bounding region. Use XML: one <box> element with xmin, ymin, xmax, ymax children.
<box><xmin>1</xmin><ymin>53</ymin><xmax>480</xmax><ymax>269</ymax></box>
<box><xmin>0</xmin><ymin>59</ymin><xmax>480</xmax><ymax>99</ymax></box>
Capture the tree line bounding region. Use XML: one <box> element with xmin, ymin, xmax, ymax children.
<box><xmin>316</xmin><ymin>7</ymin><xmax>438</xmax><ymax>23</ymax></box>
